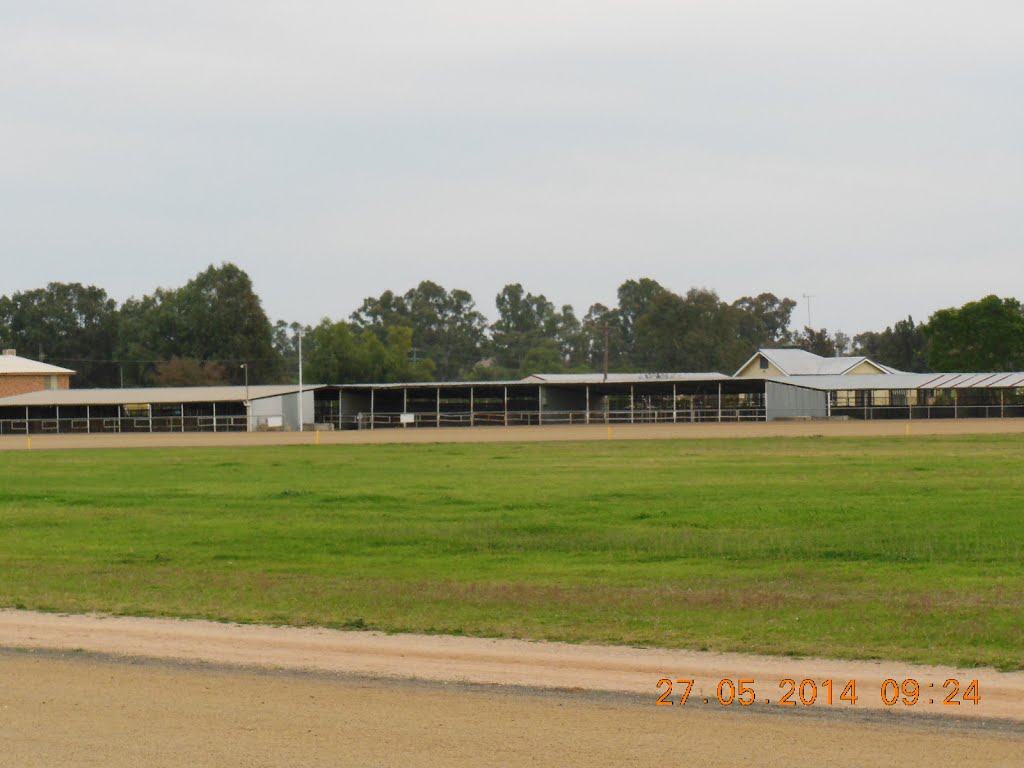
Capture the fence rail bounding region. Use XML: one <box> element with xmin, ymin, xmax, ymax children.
<box><xmin>5</xmin><ymin>404</ymin><xmax>1023</xmax><ymax>435</ymax></box>
<box><xmin>830</xmin><ymin>405</ymin><xmax>1024</xmax><ymax>420</ymax></box>
<box><xmin>0</xmin><ymin>416</ymin><xmax>250</xmax><ymax>435</ymax></box>
<box><xmin>350</xmin><ymin>408</ymin><xmax>768</xmax><ymax>430</ymax></box>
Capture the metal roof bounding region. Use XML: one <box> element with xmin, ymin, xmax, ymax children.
<box><xmin>342</xmin><ymin>372</ymin><xmax>731</xmax><ymax>389</ymax></box>
<box><xmin>749</xmin><ymin>348</ymin><xmax>888</xmax><ymax>376</ymax></box>
<box><xmin>520</xmin><ymin>372</ymin><xmax>730</xmax><ymax>384</ymax></box>
<box><xmin>0</xmin><ymin>384</ymin><xmax>323</xmax><ymax>407</ymax></box>
<box><xmin>769</xmin><ymin>372</ymin><xmax>1024</xmax><ymax>391</ymax></box>
<box><xmin>340</xmin><ymin>379</ymin><xmax>524</xmax><ymax>390</ymax></box>
<box><xmin>0</xmin><ymin>353</ymin><xmax>76</xmax><ymax>376</ymax></box>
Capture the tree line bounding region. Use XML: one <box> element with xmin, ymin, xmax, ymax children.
<box><xmin>1</xmin><ymin>263</ymin><xmax>1021</xmax><ymax>387</ymax></box>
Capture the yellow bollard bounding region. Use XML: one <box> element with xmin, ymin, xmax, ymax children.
<box><xmin>316</xmin><ymin>430</ymin><xmax>321</xmax><ymax>445</ymax></box>
<box><xmin>905</xmin><ymin>423</ymin><xmax>911</xmax><ymax>437</ymax></box>
<box><xmin>26</xmin><ymin>435</ymin><xmax>32</xmax><ymax>451</ymax></box>
<box><xmin>606</xmin><ymin>425</ymin><xmax>612</xmax><ymax>441</ymax></box>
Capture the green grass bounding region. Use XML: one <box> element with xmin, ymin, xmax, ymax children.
<box><xmin>1</xmin><ymin>435</ymin><xmax>1023</xmax><ymax>669</ymax></box>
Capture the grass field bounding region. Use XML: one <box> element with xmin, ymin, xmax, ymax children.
<box><xmin>1</xmin><ymin>435</ymin><xmax>1022</xmax><ymax>670</ymax></box>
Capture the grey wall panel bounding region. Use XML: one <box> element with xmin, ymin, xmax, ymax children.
<box><xmin>765</xmin><ymin>381</ymin><xmax>827</xmax><ymax>420</ymax></box>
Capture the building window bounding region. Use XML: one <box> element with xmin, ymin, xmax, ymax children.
<box><xmin>759</xmin><ymin>357</ymin><xmax>769</xmax><ymax>370</ymax></box>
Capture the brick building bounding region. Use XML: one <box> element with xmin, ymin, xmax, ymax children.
<box><xmin>0</xmin><ymin>349</ymin><xmax>76</xmax><ymax>397</ymax></box>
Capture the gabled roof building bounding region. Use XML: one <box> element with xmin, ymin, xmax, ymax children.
<box><xmin>734</xmin><ymin>348</ymin><xmax>896</xmax><ymax>377</ymax></box>
<box><xmin>0</xmin><ymin>349</ymin><xmax>76</xmax><ymax>398</ymax></box>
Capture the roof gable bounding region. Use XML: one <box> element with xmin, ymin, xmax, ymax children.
<box><xmin>0</xmin><ymin>353</ymin><xmax>76</xmax><ymax>376</ymax></box>
<box><xmin>736</xmin><ymin>349</ymin><xmax>894</xmax><ymax>377</ymax></box>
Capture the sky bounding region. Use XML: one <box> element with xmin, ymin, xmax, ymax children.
<box><xmin>2</xmin><ymin>0</ymin><xmax>1022</xmax><ymax>335</ymax></box>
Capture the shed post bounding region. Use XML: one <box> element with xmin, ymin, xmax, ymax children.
<box><xmin>24</xmin><ymin>406</ymin><xmax>29</xmax><ymax>434</ymax></box>
<box><xmin>503</xmin><ymin>386</ymin><xmax>508</xmax><ymax>427</ymax></box>
<box><xmin>538</xmin><ymin>385</ymin><xmax>543</xmax><ymax>426</ymax></box>
<box><xmin>1001</xmin><ymin>389</ymin><xmax>1005</xmax><ymax>418</ymax></box>
<box><xmin>470</xmin><ymin>386</ymin><xmax>475</xmax><ymax>427</ymax></box>
<box><xmin>717</xmin><ymin>382</ymin><xmax>722</xmax><ymax>422</ymax></box>
<box><xmin>629</xmin><ymin>385</ymin><xmax>634</xmax><ymax>424</ymax></box>
<box><xmin>56</xmin><ymin>405</ymin><xmax>60</xmax><ymax>434</ymax></box>
<box><xmin>672</xmin><ymin>383</ymin><xmax>677</xmax><ymax>423</ymax></box>
<box><xmin>403</xmin><ymin>388</ymin><xmax>408</xmax><ymax>415</ymax></box>
<box><xmin>86</xmin><ymin>405</ymin><xmax>90</xmax><ymax>434</ymax></box>
<box><xmin>370</xmin><ymin>389</ymin><xmax>375</xmax><ymax>430</ymax></box>
<box><xmin>179</xmin><ymin>404</ymin><xmax>183</xmax><ymax>432</ymax></box>
<box><xmin>585</xmin><ymin>385</ymin><xmax>590</xmax><ymax>425</ymax></box>
<box><xmin>436</xmin><ymin>387</ymin><xmax>441</xmax><ymax>427</ymax></box>
<box><xmin>212</xmin><ymin>402</ymin><xmax>217</xmax><ymax>432</ymax></box>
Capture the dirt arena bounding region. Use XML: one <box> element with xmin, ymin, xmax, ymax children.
<box><xmin>2</xmin><ymin>611</ymin><xmax>1023</xmax><ymax>767</ymax></box>
<box><xmin>3</xmin><ymin>415</ymin><xmax>1024</xmax><ymax>452</ymax></box>
<box><xmin>3</xmin><ymin>420</ymin><xmax>1024</xmax><ymax>765</ymax></box>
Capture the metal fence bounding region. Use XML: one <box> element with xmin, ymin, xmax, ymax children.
<box><xmin>349</xmin><ymin>408</ymin><xmax>768</xmax><ymax>430</ymax></box>
<box><xmin>0</xmin><ymin>415</ymin><xmax>250</xmax><ymax>435</ymax></box>
<box><xmin>830</xmin><ymin>405</ymin><xmax>1024</xmax><ymax>420</ymax></box>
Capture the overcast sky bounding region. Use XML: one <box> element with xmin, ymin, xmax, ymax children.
<box><xmin>3</xmin><ymin>1</ymin><xmax>1022</xmax><ymax>334</ymax></box>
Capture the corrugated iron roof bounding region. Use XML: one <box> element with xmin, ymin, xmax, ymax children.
<box><xmin>521</xmin><ymin>372</ymin><xmax>730</xmax><ymax>384</ymax></box>
<box><xmin>769</xmin><ymin>372</ymin><xmax>1024</xmax><ymax>390</ymax></box>
<box><xmin>341</xmin><ymin>379</ymin><xmax>524</xmax><ymax>390</ymax></box>
<box><xmin>755</xmin><ymin>348</ymin><xmax>887</xmax><ymax>376</ymax></box>
<box><xmin>0</xmin><ymin>384</ymin><xmax>324</xmax><ymax>407</ymax></box>
<box><xmin>342</xmin><ymin>373</ymin><xmax>730</xmax><ymax>389</ymax></box>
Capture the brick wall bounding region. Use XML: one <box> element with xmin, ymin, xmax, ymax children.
<box><xmin>0</xmin><ymin>374</ymin><xmax>72</xmax><ymax>398</ymax></box>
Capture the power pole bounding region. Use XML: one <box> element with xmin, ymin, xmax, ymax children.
<box><xmin>603</xmin><ymin>323</ymin><xmax>610</xmax><ymax>383</ymax></box>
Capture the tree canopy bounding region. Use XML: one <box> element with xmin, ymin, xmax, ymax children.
<box><xmin>3</xmin><ymin>267</ymin><xmax>1021</xmax><ymax>386</ymax></box>
<box><xmin>924</xmin><ymin>296</ymin><xmax>1024</xmax><ymax>372</ymax></box>
<box><xmin>0</xmin><ymin>283</ymin><xmax>119</xmax><ymax>387</ymax></box>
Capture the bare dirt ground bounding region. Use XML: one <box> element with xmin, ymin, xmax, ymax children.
<box><xmin>3</xmin><ymin>416</ymin><xmax>1024</xmax><ymax>452</ymax></box>
<box><xmin>1</xmin><ymin>611</ymin><xmax>1022</xmax><ymax>766</ymax></box>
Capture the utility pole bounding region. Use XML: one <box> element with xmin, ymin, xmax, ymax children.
<box><xmin>298</xmin><ymin>330</ymin><xmax>304</xmax><ymax>432</ymax></box>
<box><xmin>603</xmin><ymin>323</ymin><xmax>610</xmax><ymax>383</ymax></box>
<box><xmin>240</xmin><ymin>363</ymin><xmax>250</xmax><ymax>432</ymax></box>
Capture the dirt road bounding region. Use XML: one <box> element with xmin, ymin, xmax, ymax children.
<box><xmin>1</xmin><ymin>611</ymin><xmax>1022</xmax><ymax>767</ymax></box>
<box><xmin>3</xmin><ymin>417</ymin><xmax>1024</xmax><ymax>452</ymax></box>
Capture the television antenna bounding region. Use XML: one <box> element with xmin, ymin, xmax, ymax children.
<box><xmin>802</xmin><ymin>293</ymin><xmax>815</xmax><ymax>328</ymax></box>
